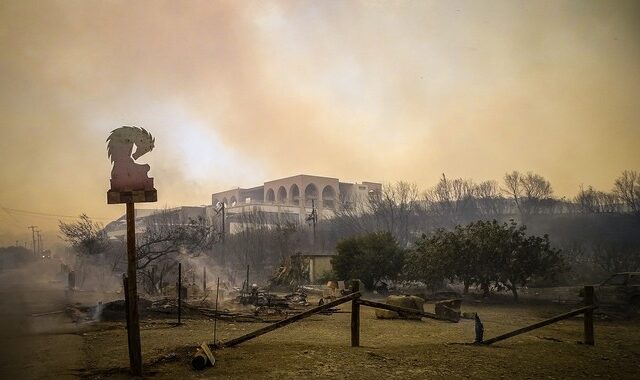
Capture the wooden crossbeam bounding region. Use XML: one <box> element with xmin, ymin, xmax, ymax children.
<box><xmin>218</xmin><ymin>292</ymin><xmax>362</xmax><ymax>348</ymax></box>
<box><xmin>482</xmin><ymin>305</ymin><xmax>597</xmax><ymax>345</ymax></box>
<box><xmin>355</xmin><ymin>298</ymin><xmax>455</xmax><ymax>322</ymax></box>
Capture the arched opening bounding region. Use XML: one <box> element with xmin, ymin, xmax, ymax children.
<box><xmin>290</xmin><ymin>184</ymin><xmax>300</xmax><ymax>206</ymax></box>
<box><xmin>277</xmin><ymin>186</ymin><xmax>287</xmax><ymax>204</ymax></box>
<box><xmin>304</xmin><ymin>183</ymin><xmax>318</xmax><ymax>207</ymax></box>
<box><xmin>230</xmin><ymin>196</ymin><xmax>237</xmax><ymax>206</ymax></box>
<box><xmin>222</xmin><ymin>197</ymin><xmax>228</xmax><ymax>207</ymax></box>
<box><xmin>322</xmin><ymin>185</ymin><xmax>336</xmax><ymax>209</ymax></box>
<box><xmin>213</xmin><ymin>198</ymin><xmax>220</xmax><ymax>206</ymax></box>
<box><xmin>266</xmin><ymin>188</ymin><xmax>275</xmax><ymax>203</ymax></box>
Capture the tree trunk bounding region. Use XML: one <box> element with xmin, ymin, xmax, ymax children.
<box><xmin>481</xmin><ymin>282</ymin><xmax>490</xmax><ymax>297</ymax></box>
<box><xmin>509</xmin><ymin>282</ymin><xmax>519</xmax><ymax>301</ymax></box>
<box><xmin>463</xmin><ymin>280</ymin><xmax>470</xmax><ymax>295</ymax></box>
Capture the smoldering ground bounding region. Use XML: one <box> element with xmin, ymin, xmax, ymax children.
<box><xmin>0</xmin><ymin>260</ymin><xmax>80</xmax><ymax>379</ymax></box>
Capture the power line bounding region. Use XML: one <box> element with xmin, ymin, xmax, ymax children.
<box><xmin>0</xmin><ymin>205</ymin><xmax>26</xmax><ymax>227</ymax></box>
<box><xmin>0</xmin><ymin>205</ymin><xmax>113</xmax><ymax>221</ymax></box>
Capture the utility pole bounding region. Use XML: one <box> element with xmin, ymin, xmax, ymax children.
<box><xmin>36</xmin><ymin>230</ymin><xmax>42</xmax><ymax>254</ymax></box>
<box><xmin>28</xmin><ymin>226</ymin><xmax>37</xmax><ymax>256</ymax></box>
<box><xmin>306</xmin><ymin>199</ymin><xmax>318</xmax><ymax>247</ymax></box>
<box><xmin>221</xmin><ymin>202</ymin><xmax>225</xmax><ymax>239</ymax></box>
<box><xmin>215</xmin><ymin>202</ymin><xmax>225</xmax><ymax>241</ymax></box>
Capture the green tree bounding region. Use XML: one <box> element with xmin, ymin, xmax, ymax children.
<box><xmin>406</xmin><ymin>228</ymin><xmax>459</xmax><ymax>290</ymax></box>
<box><xmin>332</xmin><ymin>232</ymin><xmax>405</xmax><ymax>290</ymax></box>
<box><xmin>406</xmin><ymin>220</ymin><xmax>565</xmax><ymax>300</ymax></box>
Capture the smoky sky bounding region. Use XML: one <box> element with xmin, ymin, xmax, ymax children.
<box><xmin>1</xmin><ymin>0</ymin><xmax>639</xmax><ymax>243</ymax></box>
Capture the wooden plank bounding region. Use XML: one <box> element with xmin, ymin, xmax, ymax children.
<box><xmin>107</xmin><ymin>189</ymin><xmax>157</xmax><ymax>204</ymax></box>
<box><xmin>355</xmin><ymin>298</ymin><xmax>447</xmax><ymax>321</ymax></box>
<box><xmin>482</xmin><ymin>305</ymin><xmax>597</xmax><ymax>345</ymax></box>
<box><xmin>351</xmin><ymin>280</ymin><xmax>360</xmax><ymax>347</ymax></box>
<box><xmin>200</xmin><ymin>342</ymin><xmax>215</xmax><ymax>365</ymax></box>
<box><xmin>584</xmin><ymin>286</ymin><xmax>595</xmax><ymax>345</ymax></box>
<box><xmin>220</xmin><ymin>291</ymin><xmax>361</xmax><ymax>348</ymax></box>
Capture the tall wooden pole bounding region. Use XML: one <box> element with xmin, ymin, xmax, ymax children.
<box><xmin>311</xmin><ymin>199</ymin><xmax>317</xmax><ymax>246</ymax></box>
<box><xmin>203</xmin><ymin>267</ymin><xmax>207</xmax><ymax>293</ymax></box>
<box><xmin>178</xmin><ymin>262</ymin><xmax>182</xmax><ymax>325</ymax></box>
<box><xmin>221</xmin><ymin>203</ymin><xmax>225</xmax><ymax>240</ymax></box>
<box><xmin>213</xmin><ymin>277</ymin><xmax>220</xmax><ymax>345</ymax></box>
<box><xmin>351</xmin><ymin>279</ymin><xmax>360</xmax><ymax>347</ymax></box>
<box><xmin>245</xmin><ymin>264</ymin><xmax>250</xmax><ymax>295</ymax></box>
<box><xmin>584</xmin><ymin>285</ymin><xmax>595</xmax><ymax>345</ymax></box>
<box><xmin>125</xmin><ymin>202</ymin><xmax>142</xmax><ymax>376</ymax></box>
<box><xmin>123</xmin><ymin>275</ymin><xmax>134</xmax><ymax>368</ymax></box>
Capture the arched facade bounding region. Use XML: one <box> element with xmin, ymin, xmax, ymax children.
<box><xmin>266</xmin><ymin>188</ymin><xmax>275</xmax><ymax>203</ymax></box>
<box><xmin>322</xmin><ymin>185</ymin><xmax>336</xmax><ymax>209</ymax></box>
<box><xmin>304</xmin><ymin>183</ymin><xmax>318</xmax><ymax>207</ymax></box>
<box><xmin>230</xmin><ymin>196</ymin><xmax>237</xmax><ymax>206</ymax></box>
<box><xmin>290</xmin><ymin>184</ymin><xmax>300</xmax><ymax>205</ymax></box>
<box><xmin>277</xmin><ymin>186</ymin><xmax>287</xmax><ymax>204</ymax></box>
<box><xmin>222</xmin><ymin>197</ymin><xmax>228</xmax><ymax>206</ymax></box>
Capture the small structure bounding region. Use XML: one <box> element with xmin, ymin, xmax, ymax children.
<box><xmin>302</xmin><ymin>253</ymin><xmax>334</xmax><ymax>284</ymax></box>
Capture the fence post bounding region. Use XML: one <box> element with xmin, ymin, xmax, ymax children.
<box><xmin>584</xmin><ymin>285</ymin><xmax>594</xmax><ymax>345</ymax></box>
<box><xmin>351</xmin><ymin>279</ymin><xmax>360</xmax><ymax>347</ymax></box>
<box><xmin>178</xmin><ymin>262</ymin><xmax>182</xmax><ymax>325</ymax></box>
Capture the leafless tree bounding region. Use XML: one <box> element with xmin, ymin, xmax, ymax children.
<box><xmin>136</xmin><ymin>209</ymin><xmax>215</xmax><ymax>270</ymax></box>
<box><xmin>424</xmin><ymin>174</ymin><xmax>477</xmax><ymax>223</ymax></box>
<box><xmin>59</xmin><ymin>214</ymin><xmax>110</xmax><ymax>256</ymax></box>
<box><xmin>474</xmin><ymin>180</ymin><xmax>508</xmax><ymax>216</ymax></box>
<box><xmin>503</xmin><ymin>171</ymin><xmax>555</xmax><ymax>216</ymax></box>
<box><xmin>575</xmin><ymin>185</ymin><xmax>620</xmax><ymax>213</ymax></box>
<box><xmin>59</xmin><ymin>214</ymin><xmax>114</xmax><ymax>289</ymax></box>
<box><xmin>613</xmin><ymin>170</ymin><xmax>640</xmax><ymax>215</ymax></box>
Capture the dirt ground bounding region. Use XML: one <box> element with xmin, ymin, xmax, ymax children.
<box><xmin>78</xmin><ymin>297</ymin><xmax>640</xmax><ymax>379</ymax></box>
<box><xmin>2</xmin><ymin>262</ymin><xmax>639</xmax><ymax>379</ymax></box>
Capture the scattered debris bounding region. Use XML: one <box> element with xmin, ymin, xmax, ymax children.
<box><xmin>285</xmin><ymin>290</ymin><xmax>309</xmax><ymax>306</ymax></box>
<box><xmin>270</xmin><ymin>253</ymin><xmax>309</xmax><ymax>289</ymax></box>
<box><xmin>192</xmin><ymin>343</ymin><xmax>215</xmax><ymax>370</ymax></box>
<box><xmin>538</xmin><ymin>336</ymin><xmax>564</xmax><ymax>342</ymax></box>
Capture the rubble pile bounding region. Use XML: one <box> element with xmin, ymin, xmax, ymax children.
<box><xmin>270</xmin><ymin>253</ymin><xmax>309</xmax><ymax>289</ymax></box>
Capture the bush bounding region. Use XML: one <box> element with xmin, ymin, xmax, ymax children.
<box><xmin>331</xmin><ymin>232</ymin><xmax>405</xmax><ymax>291</ymax></box>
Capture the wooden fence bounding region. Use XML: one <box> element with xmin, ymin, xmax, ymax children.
<box><xmin>193</xmin><ymin>282</ymin><xmax>597</xmax><ymax>368</ymax></box>
<box><xmin>482</xmin><ymin>285</ymin><xmax>596</xmax><ymax>345</ymax></box>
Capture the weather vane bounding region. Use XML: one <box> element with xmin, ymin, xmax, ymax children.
<box><xmin>105</xmin><ymin>125</ymin><xmax>158</xmax><ymax>375</ymax></box>
<box><xmin>106</xmin><ymin>126</ymin><xmax>157</xmax><ymax>204</ymax></box>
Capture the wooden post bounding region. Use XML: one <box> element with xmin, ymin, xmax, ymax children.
<box><xmin>584</xmin><ymin>285</ymin><xmax>595</xmax><ymax>345</ymax></box>
<box><xmin>220</xmin><ymin>291</ymin><xmax>360</xmax><ymax>348</ymax></box>
<box><xmin>178</xmin><ymin>262</ymin><xmax>182</xmax><ymax>325</ymax></box>
<box><xmin>122</xmin><ymin>275</ymin><xmax>134</xmax><ymax>369</ymax></box>
<box><xmin>351</xmin><ymin>279</ymin><xmax>360</xmax><ymax>347</ymax></box>
<box><xmin>245</xmin><ymin>264</ymin><xmax>250</xmax><ymax>294</ymax></box>
<box><xmin>203</xmin><ymin>267</ymin><xmax>207</xmax><ymax>293</ymax></box>
<box><xmin>482</xmin><ymin>305</ymin><xmax>596</xmax><ymax>345</ymax></box>
<box><xmin>125</xmin><ymin>202</ymin><xmax>142</xmax><ymax>376</ymax></box>
<box><xmin>213</xmin><ymin>277</ymin><xmax>220</xmax><ymax>345</ymax></box>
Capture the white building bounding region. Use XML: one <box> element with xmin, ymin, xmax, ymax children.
<box><xmin>211</xmin><ymin>174</ymin><xmax>381</xmax><ymax>234</ymax></box>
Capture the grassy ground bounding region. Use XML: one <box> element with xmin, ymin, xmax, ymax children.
<box><xmin>80</xmin><ymin>298</ymin><xmax>640</xmax><ymax>379</ymax></box>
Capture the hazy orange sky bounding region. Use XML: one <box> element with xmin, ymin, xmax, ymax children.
<box><xmin>1</xmin><ymin>0</ymin><xmax>639</xmax><ymax>245</ymax></box>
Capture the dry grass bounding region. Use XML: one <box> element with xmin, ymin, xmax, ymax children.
<box><xmin>81</xmin><ymin>299</ymin><xmax>640</xmax><ymax>379</ymax></box>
